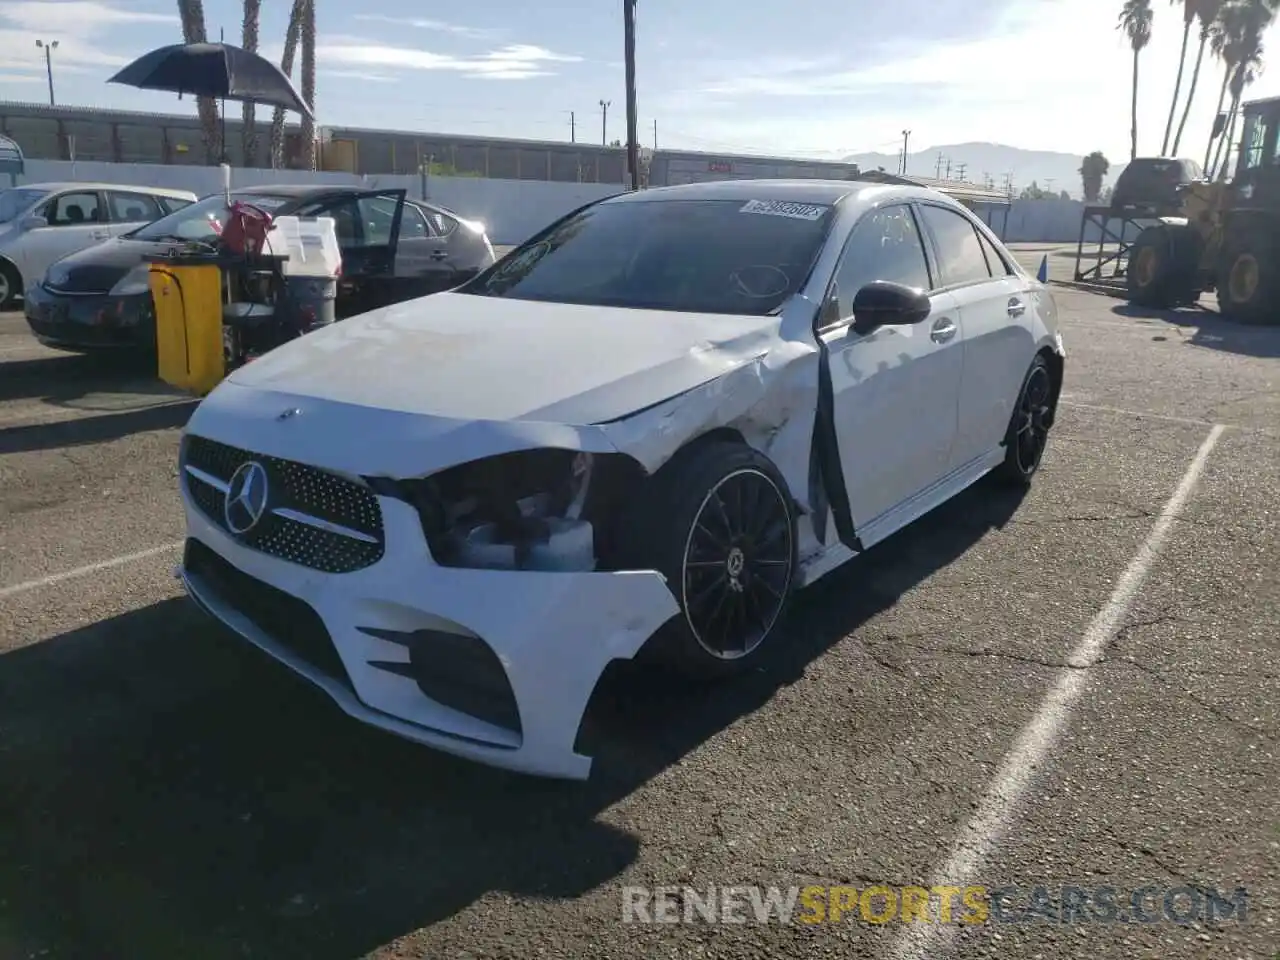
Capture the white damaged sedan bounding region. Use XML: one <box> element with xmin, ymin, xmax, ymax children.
<box><xmin>178</xmin><ymin>179</ymin><xmax>1065</xmax><ymax>779</ymax></box>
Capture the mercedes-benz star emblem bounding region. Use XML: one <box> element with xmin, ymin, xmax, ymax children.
<box><xmin>277</xmin><ymin>407</ymin><xmax>302</xmax><ymax>421</ymax></box>
<box><xmin>224</xmin><ymin>461</ymin><xmax>270</xmax><ymax>535</ymax></box>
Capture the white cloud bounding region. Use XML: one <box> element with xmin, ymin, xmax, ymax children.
<box><xmin>0</xmin><ymin>1</ymin><xmax>172</xmax><ymax>74</ymax></box>
<box><xmin>321</xmin><ymin>69</ymin><xmax>397</xmax><ymax>84</ymax></box>
<box><xmin>314</xmin><ymin>40</ymin><xmax>581</xmax><ymax>81</ymax></box>
<box><xmin>0</xmin><ymin>0</ymin><xmax>173</xmax><ymax>32</ymax></box>
<box><xmin>350</xmin><ymin>14</ymin><xmax>498</xmax><ymax>41</ymax></box>
<box><xmin>667</xmin><ymin>0</ymin><xmax>1280</xmax><ymax>163</ymax></box>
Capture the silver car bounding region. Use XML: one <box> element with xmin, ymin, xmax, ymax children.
<box><xmin>0</xmin><ymin>181</ymin><xmax>196</xmax><ymax>308</ymax></box>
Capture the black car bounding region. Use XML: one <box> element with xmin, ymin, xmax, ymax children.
<box><xmin>24</xmin><ymin>184</ymin><xmax>496</xmax><ymax>352</ymax></box>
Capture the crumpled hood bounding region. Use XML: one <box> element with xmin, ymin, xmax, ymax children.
<box><xmin>224</xmin><ymin>291</ymin><xmax>779</xmax><ymax>425</ymax></box>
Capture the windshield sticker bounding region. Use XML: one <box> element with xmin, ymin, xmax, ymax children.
<box><xmin>740</xmin><ymin>199</ymin><xmax>828</xmax><ymax>221</ymax></box>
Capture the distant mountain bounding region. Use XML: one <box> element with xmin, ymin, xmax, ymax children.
<box><xmin>843</xmin><ymin>142</ymin><xmax>1126</xmax><ymax>199</ymax></box>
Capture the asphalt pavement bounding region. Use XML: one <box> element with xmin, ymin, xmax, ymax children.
<box><xmin>0</xmin><ymin>244</ymin><xmax>1276</xmax><ymax>959</ymax></box>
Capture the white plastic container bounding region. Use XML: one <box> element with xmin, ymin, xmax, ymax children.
<box><xmin>264</xmin><ymin>215</ymin><xmax>342</xmax><ymax>278</ymax></box>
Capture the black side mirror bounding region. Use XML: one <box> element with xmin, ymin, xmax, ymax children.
<box><xmin>1212</xmin><ymin>112</ymin><xmax>1228</xmax><ymax>139</ymax></box>
<box><xmin>850</xmin><ymin>281</ymin><xmax>931</xmax><ymax>336</ymax></box>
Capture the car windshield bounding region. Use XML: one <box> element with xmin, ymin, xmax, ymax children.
<box><xmin>461</xmin><ymin>197</ymin><xmax>836</xmax><ymax>315</ymax></box>
<box><xmin>123</xmin><ymin>191</ymin><xmax>294</xmax><ymax>242</ymax></box>
<box><xmin>0</xmin><ymin>187</ymin><xmax>48</xmax><ymax>223</ymax></box>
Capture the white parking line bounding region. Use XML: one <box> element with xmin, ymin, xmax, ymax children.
<box><xmin>0</xmin><ymin>541</ymin><xmax>184</xmax><ymax>602</ymax></box>
<box><xmin>886</xmin><ymin>423</ymin><xmax>1225</xmax><ymax>960</ymax></box>
<box><xmin>1060</xmin><ymin>400</ymin><xmax>1232</xmax><ymax>429</ymax></box>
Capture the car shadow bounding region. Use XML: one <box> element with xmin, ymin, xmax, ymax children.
<box><xmin>0</xmin><ymin>478</ymin><xmax>1026</xmax><ymax>959</ymax></box>
<box><xmin>1110</xmin><ymin>302</ymin><xmax>1280</xmax><ymax>358</ymax></box>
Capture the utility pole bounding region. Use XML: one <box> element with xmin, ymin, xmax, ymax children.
<box><xmin>945</xmin><ymin>158</ymin><xmax>952</xmax><ymax>179</ymax></box>
<box><xmin>955</xmin><ymin>162</ymin><xmax>967</xmax><ymax>181</ymax></box>
<box><xmin>623</xmin><ymin>0</ymin><xmax>639</xmax><ymax>191</ymax></box>
<box><xmin>935</xmin><ymin>152</ymin><xmax>944</xmax><ymax>179</ymax></box>
<box><xmin>653</xmin><ymin>118</ymin><xmax>658</xmax><ymax>150</ymax></box>
<box><xmin>900</xmin><ymin>129</ymin><xmax>911</xmax><ymax>174</ymax></box>
<box><xmin>599</xmin><ymin>99</ymin><xmax>610</xmax><ymax>146</ymax></box>
<box><xmin>35</xmin><ymin>39</ymin><xmax>58</xmax><ymax>106</ymax></box>
<box><xmin>569</xmin><ymin>111</ymin><xmax>576</xmax><ymax>143</ymax></box>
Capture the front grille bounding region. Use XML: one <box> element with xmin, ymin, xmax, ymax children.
<box><xmin>185</xmin><ymin>538</ymin><xmax>351</xmax><ymax>686</ymax></box>
<box><xmin>182</xmin><ymin>434</ymin><xmax>385</xmax><ymax>574</ymax></box>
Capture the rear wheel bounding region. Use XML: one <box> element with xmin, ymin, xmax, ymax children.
<box><xmin>615</xmin><ymin>441</ymin><xmax>798</xmax><ymax>678</ymax></box>
<box><xmin>994</xmin><ymin>355</ymin><xmax>1056</xmax><ymax>487</ymax></box>
<box><xmin>1217</xmin><ymin>226</ymin><xmax>1280</xmax><ymax>323</ymax></box>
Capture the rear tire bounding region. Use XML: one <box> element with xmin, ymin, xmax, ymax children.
<box><xmin>1216</xmin><ymin>226</ymin><xmax>1280</xmax><ymax>324</ymax></box>
<box><xmin>994</xmin><ymin>354</ymin><xmax>1055</xmax><ymax>487</ymax></box>
<box><xmin>615</xmin><ymin>440</ymin><xmax>798</xmax><ymax>679</ymax></box>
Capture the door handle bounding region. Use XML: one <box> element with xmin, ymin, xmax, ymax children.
<box><xmin>91</xmin><ymin>231</ymin><xmax>109</xmax><ymax>240</ymax></box>
<box><xmin>930</xmin><ymin>317</ymin><xmax>957</xmax><ymax>343</ymax></box>
<box><xmin>429</xmin><ymin>250</ymin><xmax>449</xmax><ymax>261</ymax></box>
<box><xmin>1007</xmin><ymin>297</ymin><xmax>1026</xmax><ymax>317</ymax></box>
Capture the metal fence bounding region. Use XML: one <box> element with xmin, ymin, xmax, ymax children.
<box><xmin>0</xmin><ymin>101</ymin><xmax>863</xmax><ymax>186</ymax></box>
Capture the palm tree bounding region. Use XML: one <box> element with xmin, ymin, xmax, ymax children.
<box><xmin>176</xmin><ymin>0</ymin><xmax>221</xmax><ymax>162</ymax></box>
<box><xmin>1172</xmin><ymin>0</ymin><xmax>1225</xmax><ymax>154</ymax></box>
<box><xmin>299</xmin><ymin>0</ymin><xmax>317</xmax><ymax>170</ymax></box>
<box><xmin>241</xmin><ymin>0</ymin><xmax>261</xmax><ymax>166</ymax></box>
<box><xmin>269</xmin><ymin>0</ymin><xmax>307</xmax><ymax>168</ymax></box>
<box><xmin>1163</xmin><ymin>0</ymin><xmax>1198</xmax><ymax>155</ymax></box>
<box><xmin>1119</xmin><ymin>0</ymin><xmax>1155</xmax><ymax>161</ymax></box>
<box><xmin>1080</xmin><ymin>151</ymin><xmax>1112</xmax><ymax>202</ymax></box>
<box><xmin>1209</xmin><ymin>1</ymin><xmax>1272</xmax><ymax>177</ymax></box>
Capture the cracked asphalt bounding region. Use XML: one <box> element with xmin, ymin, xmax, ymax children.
<box><xmin>0</xmin><ymin>246</ymin><xmax>1276</xmax><ymax>960</ymax></box>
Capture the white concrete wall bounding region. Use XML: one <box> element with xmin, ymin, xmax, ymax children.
<box><xmin>10</xmin><ymin>159</ymin><xmax>623</xmax><ymax>245</ymax></box>
<box><xmin>10</xmin><ymin>159</ymin><xmax>1126</xmax><ymax>246</ymax></box>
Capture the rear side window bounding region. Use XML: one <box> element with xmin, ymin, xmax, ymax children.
<box><xmin>975</xmin><ymin>228</ymin><xmax>1013</xmax><ymax>276</ymax></box>
<box><xmin>917</xmin><ymin>204</ymin><xmax>993</xmax><ymax>287</ymax></box>
<box><xmin>107</xmin><ymin>190</ymin><xmax>164</xmax><ymax>223</ymax></box>
<box><xmin>159</xmin><ymin>196</ymin><xmax>193</xmax><ymax>214</ymax></box>
<box><xmin>424</xmin><ymin>208</ymin><xmax>457</xmax><ymax>237</ymax></box>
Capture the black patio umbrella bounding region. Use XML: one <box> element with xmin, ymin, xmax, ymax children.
<box><xmin>108</xmin><ymin>42</ymin><xmax>313</xmax><ymax>119</ymax></box>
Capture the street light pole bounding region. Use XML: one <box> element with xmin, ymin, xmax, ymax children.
<box><xmin>623</xmin><ymin>0</ymin><xmax>639</xmax><ymax>190</ymax></box>
<box><xmin>35</xmin><ymin>39</ymin><xmax>58</xmax><ymax>106</ymax></box>
<box><xmin>599</xmin><ymin>99</ymin><xmax>610</xmax><ymax>146</ymax></box>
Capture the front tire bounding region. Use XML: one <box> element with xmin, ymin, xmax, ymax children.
<box><xmin>995</xmin><ymin>355</ymin><xmax>1055</xmax><ymax>487</ymax></box>
<box><xmin>1216</xmin><ymin>226</ymin><xmax>1280</xmax><ymax>323</ymax></box>
<box><xmin>0</xmin><ymin>260</ymin><xmax>21</xmax><ymax>310</ymax></box>
<box><xmin>617</xmin><ymin>441</ymin><xmax>798</xmax><ymax>678</ymax></box>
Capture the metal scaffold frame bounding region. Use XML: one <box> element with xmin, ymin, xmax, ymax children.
<box><xmin>1072</xmin><ymin>204</ymin><xmax>1169</xmax><ymax>288</ymax></box>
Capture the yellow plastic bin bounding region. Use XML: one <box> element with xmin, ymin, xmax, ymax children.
<box><xmin>146</xmin><ymin>254</ymin><xmax>225</xmax><ymax>396</ymax></box>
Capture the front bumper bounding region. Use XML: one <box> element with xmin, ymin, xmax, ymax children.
<box><xmin>178</xmin><ymin>463</ymin><xmax>680</xmax><ymax>780</ymax></box>
<box><xmin>23</xmin><ymin>282</ymin><xmax>154</xmax><ymax>350</ymax></box>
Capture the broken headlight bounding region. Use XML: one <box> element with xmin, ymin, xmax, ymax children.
<box><xmin>365</xmin><ymin>448</ymin><xmax>645</xmax><ymax>572</ymax></box>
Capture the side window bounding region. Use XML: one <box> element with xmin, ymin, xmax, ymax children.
<box><xmin>917</xmin><ymin>204</ymin><xmax>993</xmax><ymax>287</ymax></box>
<box><xmin>356</xmin><ymin>195</ymin><xmax>398</xmax><ymax>245</ymax></box>
<box><xmin>400</xmin><ymin>204</ymin><xmax>430</xmax><ymax>239</ymax></box>
<box><xmin>424</xmin><ymin>208</ymin><xmax>457</xmax><ymax>237</ymax></box>
<box><xmin>831</xmin><ymin>204</ymin><xmax>931</xmax><ymax>319</ymax></box>
<box><xmin>107</xmin><ymin>191</ymin><xmax>164</xmax><ymax>223</ymax></box>
<box><xmin>975</xmin><ymin>228</ymin><xmax>1013</xmax><ymax>276</ymax></box>
<box><xmin>159</xmin><ymin>196</ymin><xmax>193</xmax><ymax>214</ymax></box>
<box><xmin>46</xmin><ymin>191</ymin><xmax>102</xmax><ymax>226</ymax></box>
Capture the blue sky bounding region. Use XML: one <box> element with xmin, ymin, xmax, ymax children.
<box><xmin>0</xmin><ymin>0</ymin><xmax>1275</xmax><ymax>162</ymax></box>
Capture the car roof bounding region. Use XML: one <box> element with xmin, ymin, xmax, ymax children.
<box><xmin>606</xmin><ymin>179</ymin><xmax>865</xmax><ymax>206</ymax></box>
<box><xmin>11</xmin><ymin>182</ymin><xmax>197</xmax><ymax>198</ymax></box>
<box><xmin>601</xmin><ymin>178</ymin><xmax>964</xmax><ymax>212</ymax></box>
